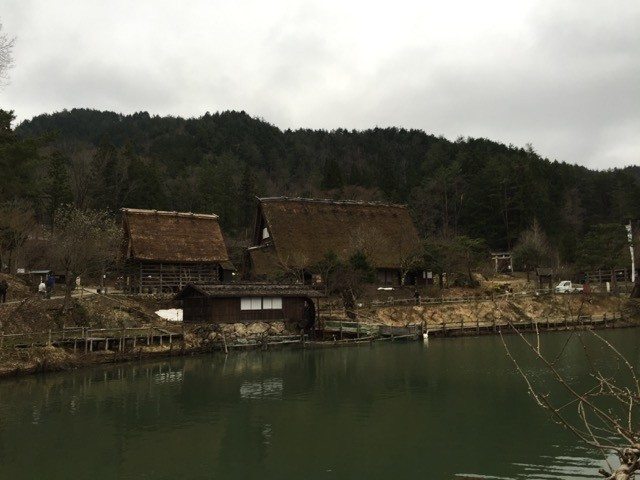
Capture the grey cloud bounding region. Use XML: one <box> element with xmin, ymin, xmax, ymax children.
<box><xmin>0</xmin><ymin>0</ymin><xmax>638</xmax><ymax>169</ymax></box>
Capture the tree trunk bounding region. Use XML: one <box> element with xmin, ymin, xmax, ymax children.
<box><xmin>630</xmin><ymin>274</ymin><xmax>640</xmax><ymax>298</ymax></box>
<box><xmin>342</xmin><ymin>288</ymin><xmax>357</xmax><ymax>320</ymax></box>
<box><xmin>8</xmin><ymin>250</ymin><xmax>14</xmax><ymax>275</ymax></box>
<box><xmin>63</xmin><ymin>270</ymin><xmax>74</xmax><ymax>312</ymax></box>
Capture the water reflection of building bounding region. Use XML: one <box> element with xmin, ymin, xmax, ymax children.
<box><xmin>240</xmin><ymin>378</ymin><xmax>283</xmax><ymax>400</ymax></box>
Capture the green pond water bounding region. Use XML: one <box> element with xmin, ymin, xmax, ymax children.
<box><xmin>1</xmin><ymin>329</ymin><xmax>639</xmax><ymax>479</ymax></box>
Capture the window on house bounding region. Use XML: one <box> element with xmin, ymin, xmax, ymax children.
<box><xmin>241</xmin><ymin>297</ymin><xmax>263</xmax><ymax>310</ymax></box>
<box><xmin>263</xmin><ymin>297</ymin><xmax>282</xmax><ymax>309</ymax></box>
<box><xmin>241</xmin><ymin>297</ymin><xmax>283</xmax><ymax>310</ymax></box>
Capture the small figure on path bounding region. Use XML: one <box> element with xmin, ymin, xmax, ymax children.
<box><xmin>45</xmin><ymin>275</ymin><xmax>55</xmax><ymax>299</ymax></box>
<box><xmin>38</xmin><ymin>279</ymin><xmax>46</xmax><ymax>299</ymax></box>
<box><xmin>0</xmin><ymin>279</ymin><xmax>8</xmax><ymax>303</ymax></box>
<box><xmin>414</xmin><ymin>288</ymin><xmax>421</xmax><ymax>305</ymax></box>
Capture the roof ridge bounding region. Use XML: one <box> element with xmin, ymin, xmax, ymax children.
<box><xmin>257</xmin><ymin>196</ymin><xmax>407</xmax><ymax>208</ymax></box>
<box><xmin>121</xmin><ymin>208</ymin><xmax>219</xmax><ymax>219</ymax></box>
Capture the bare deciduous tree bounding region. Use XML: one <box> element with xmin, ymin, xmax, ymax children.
<box><xmin>49</xmin><ymin>206</ymin><xmax>121</xmax><ymax>309</ymax></box>
<box><xmin>0</xmin><ymin>200</ymin><xmax>37</xmax><ymax>273</ymax></box>
<box><xmin>512</xmin><ymin>219</ymin><xmax>554</xmax><ymax>282</ymax></box>
<box><xmin>502</xmin><ymin>319</ymin><xmax>640</xmax><ymax>479</ymax></box>
<box><xmin>0</xmin><ymin>22</ymin><xmax>14</xmax><ymax>86</ymax></box>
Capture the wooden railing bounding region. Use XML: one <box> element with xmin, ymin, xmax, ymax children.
<box><xmin>369</xmin><ymin>290</ymin><xmax>539</xmax><ymax>308</ymax></box>
<box><xmin>319</xmin><ymin>313</ymin><xmax>632</xmax><ymax>340</ymax></box>
<box><xmin>0</xmin><ymin>326</ymin><xmax>182</xmax><ymax>351</ymax></box>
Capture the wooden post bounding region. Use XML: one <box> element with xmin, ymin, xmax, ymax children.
<box><xmin>84</xmin><ymin>328</ymin><xmax>88</xmax><ymax>354</ymax></box>
<box><xmin>222</xmin><ymin>333</ymin><xmax>228</xmax><ymax>354</ymax></box>
<box><xmin>104</xmin><ymin>336</ymin><xmax>108</xmax><ymax>351</ymax></box>
<box><xmin>492</xmin><ymin>317</ymin><xmax>496</xmax><ymax>333</ymax></box>
<box><xmin>460</xmin><ymin>318</ymin><xmax>463</xmax><ymax>334</ymax></box>
<box><xmin>119</xmin><ymin>328</ymin><xmax>124</xmax><ymax>352</ymax></box>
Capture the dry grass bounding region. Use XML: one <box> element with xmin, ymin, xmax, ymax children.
<box><xmin>0</xmin><ymin>292</ymin><xmax>173</xmax><ymax>333</ymax></box>
<box><xmin>370</xmin><ymin>294</ymin><xmax>627</xmax><ymax>327</ymax></box>
<box><xmin>0</xmin><ymin>273</ymin><xmax>33</xmax><ymax>301</ymax></box>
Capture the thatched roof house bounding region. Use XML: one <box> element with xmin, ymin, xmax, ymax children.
<box><xmin>121</xmin><ymin>208</ymin><xmax>234</xmax><ymax>292</ymax></box>
<box><xmin>246</xmin><ymin>197</ymin><xmax>422</xmax><ymax>284</ymax></box>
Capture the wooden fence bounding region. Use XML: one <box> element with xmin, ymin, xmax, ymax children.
<box><xmin>0</xmin><ymin>326</ymin><xmax>182</xmax><ymax>353</ymax></box>
<box><xmin>319</xmin><ymin>313</ymin><xmax>633</xmax><ymax>340</ymax></box>
<box><xmin>370</xmin><ymin>290</ymin><xmax>542</xmax><ymax>308</ymax></box>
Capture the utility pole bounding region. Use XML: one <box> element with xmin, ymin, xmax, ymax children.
<box><xmin>626</xmin><ymin>221</ymin><xmax>635</xmax><ymax>283</ymax></box>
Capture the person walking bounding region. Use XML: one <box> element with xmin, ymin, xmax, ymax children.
<box><xmin>413</xmin><ymin>288</ymin><xmax>421</xmax><ymax>306</ymax></box>
<box><xmin>0</xmin><ymin>279</ymin><xmax>8</xmax><ymax>303</ymax></box>
<box><xmin>38</xmin><ymin>279</ymin><xmax>46</xmax><ymax>299</ymax></box>
<box><xmin>45</xmin><ymin>275</ymin><xmax>55</xmax><ymax>299</ymax></box>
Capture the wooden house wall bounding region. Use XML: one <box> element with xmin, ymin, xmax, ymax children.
<box><xmin>376</xmin><ymin>268</ymin><xmax>401</xmax><ymax>285</ymax></box>
<box><xmin>182</xmin><ymin>296</ymin><xmax>311</xmax><ymax>324</ymax></box>
<box><xmin>125</xmin><ymin>261</ymin><xmax>221</xmax><ymax>293</ymax></box>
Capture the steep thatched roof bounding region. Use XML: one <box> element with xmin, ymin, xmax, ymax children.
<box><xmin>122</xmin><ymin>208</ymin><xmax>231</xmax><ymax>264</ymax></box>
<box><xmin>251</xmin><ymin>197</ymin><xmax>421</xmax><ymax>272</ymax></box>
<box><xmin>176</xmin><ymin>283</ymin><xmax>324</xmax><ymax>299</ymax></box>
<box><xmin>247</xmin><ymin>244</ymin><xmax>282</xmax><ymax>276</ymax></box>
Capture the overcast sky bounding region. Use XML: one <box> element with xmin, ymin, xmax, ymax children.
<box><xmin>0</xmin><ymin>0</ymin><xmax>638</xmax><ymax>169</ymax></box>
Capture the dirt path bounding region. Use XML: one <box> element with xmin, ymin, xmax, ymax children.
<box><xmin>0</xmin><ymin>288</ymin><xmax>99</xmax><ymax>306</ymax></box>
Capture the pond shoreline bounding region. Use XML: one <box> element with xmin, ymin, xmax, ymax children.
<box><xmin>1</xmin><ymin>315</ymin><xmax>638</xmax><ymax>380</ymax></box>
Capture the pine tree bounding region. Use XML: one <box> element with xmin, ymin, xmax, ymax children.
<box><xmin>239</xmin><ymin>163</ymin><xmax>257</xmax><ymax>229</ymax></box>
<box><xmin>321</xmin><ymin>157</ymin><xmax>343</xmax><ymax>190</ymax></box>
<box><xmin>44</xmin><ymin>150</ymin><xmax>72</xmax><ymax>222</ymax></box>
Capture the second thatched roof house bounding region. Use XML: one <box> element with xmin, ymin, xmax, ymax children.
<box><xmin>121</xmin><ymin>208</ymin><xmax>235</xmax><ymax>293</ymax></box>
<box><xmin>245</xmin><ymin>197</ymin><xmax>422</xmax><ymax>285</ymax></box>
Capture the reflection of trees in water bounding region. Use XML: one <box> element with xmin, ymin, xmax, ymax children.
<box><xmin>0</xmin><ymin>359</ymin><xmax>185</xmax><ymax>422</ymax></box>
<box><xmin>2</xmin><ymin>334</ymin><xmax>640</xmax><ymax>479</ymax></box>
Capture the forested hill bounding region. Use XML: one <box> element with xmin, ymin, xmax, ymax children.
<box><xmin>14</xmin><ymin>108</ymin><xmax>640</xmax><ymax>259</ymax></box>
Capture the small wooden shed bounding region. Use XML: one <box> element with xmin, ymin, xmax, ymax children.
<box><xmin>535</xmin><ymin>267</ymin><xmax>556</xmax><ymax>290</ymax></box>
<box><xmin>176</xmin><ymin>283</ymin><xmax>324</xmax><ymax>329</ymax></box>
<box><xmin>121</xmin><ymin>208</ymin><xmax>235</xmax><ymax>293</ymax></box>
